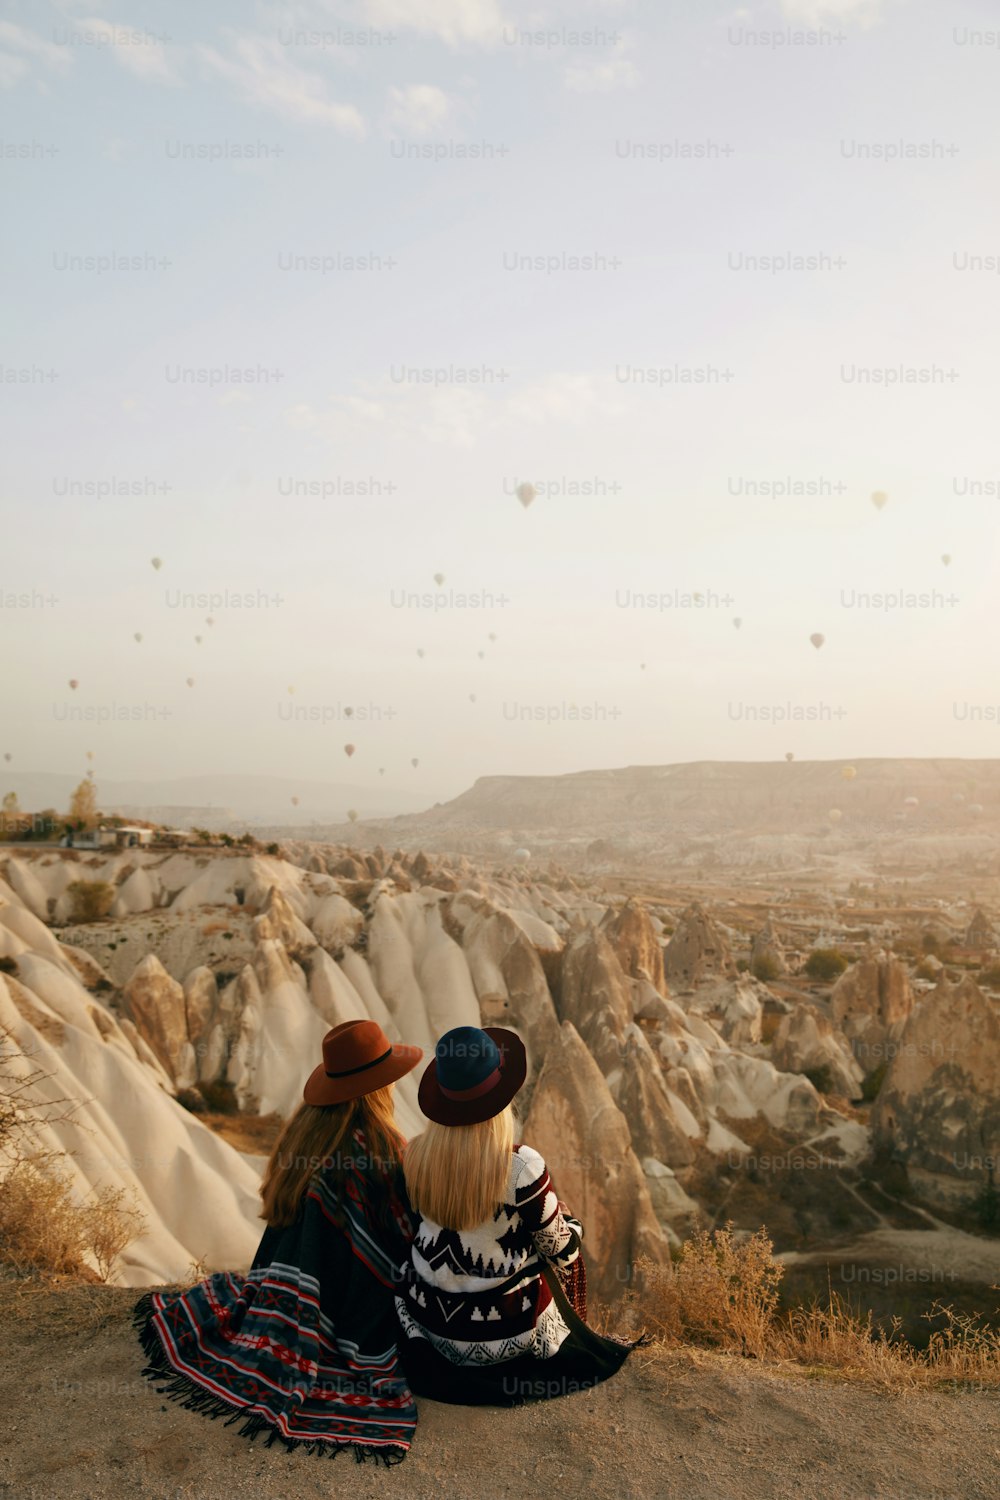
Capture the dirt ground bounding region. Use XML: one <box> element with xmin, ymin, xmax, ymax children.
<box><xmin>1</xmin><ymin>1285</ymin><xmax>998</xmax><ymax>1500</ymax></box>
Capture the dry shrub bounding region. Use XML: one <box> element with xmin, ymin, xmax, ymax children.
<box><xmin>636</xmin><ymin>1226</ymin><xmax>1000</xmax><ymax>1390</ymax></box>
<box><xmin>0</xmin><ymin>1159</ymin><xmax>144</xmax><ymax>1283</ymax></box>
<box><xmin>66</xmin><ymin>880</ymin><xmax>115</xmax><ymax>923</ymax></box>
<box><xmin>637</xmin><ymin>1226</ymin><xmax>782</xmax><ymax>1359</ymax></box>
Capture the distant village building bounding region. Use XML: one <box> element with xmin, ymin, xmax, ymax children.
<box><xmin>63</xmin><ymin>825</ymin><xmax>154</xmax><ymax>850</ymax></box>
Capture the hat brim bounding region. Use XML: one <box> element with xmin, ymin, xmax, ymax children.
<box><xmin>303</xmin><ymin>1038</ymin><xmax>423</xmax><ymax>1107</ymax></box>
<box><xmin>417</xmin><ymin>1027</ymin><xmax>527</xmax><ymax>1126</ymax></box>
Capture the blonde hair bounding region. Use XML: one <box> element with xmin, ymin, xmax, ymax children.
<box><xmin>404</xmin><ymin>1106</ymin><xmax>515</xmax><ymax>1231</ymax></box>
<box><xmin>259</xmin><ymin>1085</ymin><xmax>404</xmax><ymax>1229</ymax></box>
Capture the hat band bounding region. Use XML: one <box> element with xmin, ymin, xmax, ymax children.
<box><xmin>326</xmin><ymin>1045</ymin><xmax>394</xmax><ymax>1079</ymax></box>
<box><xmin>438</xmin><ymin>1064</ymin><xmax>502</xmax><ymax>1101</ymax></box>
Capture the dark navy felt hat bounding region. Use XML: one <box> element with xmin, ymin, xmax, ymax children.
<box><xmin>418</xmin><ymin>1025</ymin><xmax>527</xmax><ymax>1126</ymax></box>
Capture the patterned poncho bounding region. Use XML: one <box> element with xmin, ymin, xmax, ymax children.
<box><xmin>134</xmin><ymin>1127</ymin><xmax>417</xmax><ymax>1464</ymax></box>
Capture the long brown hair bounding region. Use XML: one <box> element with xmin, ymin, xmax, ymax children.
<box><xmin>404</xmin><ymin>1106</ymin><xmax>515</xmax><ymax>1231</ymax></box>
<box><xmin>259</xmin><ymin>1084</ymin><xmax>405</xmax><ymax>1228</ymax></box>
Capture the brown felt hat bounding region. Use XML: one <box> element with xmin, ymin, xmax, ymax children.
<box><xmin>303</xmin><ymin>1019</ymin><xmax>422</xmax><ymax>1107</ymax></box>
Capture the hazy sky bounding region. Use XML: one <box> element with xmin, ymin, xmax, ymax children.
<box><xmin>3</xmin><ymin>0</ymin><xmax>1000</xmax><ymax>805</ymax></box>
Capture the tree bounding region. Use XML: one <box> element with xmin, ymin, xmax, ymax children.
<box><xmin>68</xmin><ymin>777</ymin><xmax>98</xmax><ymax>829</ymax></box>
<box><xmin>804</xmin><ymin>948</ymin><xmax>850</xmax><ymax>982</ymax></box>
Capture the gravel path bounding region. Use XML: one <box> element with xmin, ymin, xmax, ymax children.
<box><xmin>1</xmin><ymin>1287</ymin><xmax>998</xmax><ymax>1500</ymax></box>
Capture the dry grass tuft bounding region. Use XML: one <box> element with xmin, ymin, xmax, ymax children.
<box><xmin>633</xmin><ymin>1226</ymin><xmax>1000</xmax><ymax>1391</ymax></box>
<box><xmin>0</xmin><ymin>1160</ymin><xmax>145</xmax><ymax>1283</ymax></box>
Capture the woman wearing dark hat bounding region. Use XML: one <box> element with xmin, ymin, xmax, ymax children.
<box><xmin>134</xmin><ymin>1019</ymin><xmax>423</xmax><ymax>1464</ymax></box>
<box><xmin>395</xmin><ymin>1025</ymin><xmax>639</xmax><ymax>1405</ymax></box>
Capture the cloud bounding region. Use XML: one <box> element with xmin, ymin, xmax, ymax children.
<box><xmin>385</xmin><ymin>83</ymin><xmax>454</xmax><ymax>135</ymax></box>
<box><xmin>778</xmin><ymin>0</ymin><xmax>893</xmax><ymax>23</ymax></box>
<box><xmin>0</xmin><ymin>20</ymin><xmax>72</xmax><ymax>89</ymax></box>
<box><xmin>362</xmin><ymin>0</ymin><xmax>507</xmax><ymax>47</ymax></box>
<box><xmin>75</xmin><ymin>17</ymin><xmax>179</xmax><ymax>83</ymax></box>
<box><xmin>563</xmin><ymin>41</ymin><xmax>637</xmax><ymax>93</ymax></box>
<box><xmin>198</xmin><ymin>34</ymin><xmax>365</xmax><ymax>134</ymax></box>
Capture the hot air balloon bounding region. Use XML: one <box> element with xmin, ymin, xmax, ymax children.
<box><xmin>785</xmin><ymin>752</ymin><xmax>794</xmax><ymax>762</ymax></box>
<box><xmin>841</xmin><ymin>766</ymin><xmax>857</xmax><ymax>781</ymax></box>
<box><xmin>488</xmin><ymin>633</ymin><xmax>497</xmax><ymax>642</ymax></box>
<box><xmin>516</xmin><ymin>481</ymin><xmax>536</xmax><ymax>509</ymax></box>
<box><xmin>733</xmin><ymin>618</ymin><xmax>742</xmax><ymax>630</ymax></box>
<box><xmin>68</xmin><ymin>679</ymin><xmax>78</xmax><ymax>690</ymax></box>
<box><xmin>134</xmin><ymin>632</ymin><xmax>143</xmax><ymax>643</ymax></box>
<box><xmin>150</xmin><ymin>556</ymin><xmax>163</xmax><ymax>570</ymax></box>
<box><xmin>941</xmin><ymin>554</ymin><xmax>951</xmax><ymax>566</ymax></box>
<box><xmin>291</xmin><ymin>796</ymin><xmax>299</xmax><ymax>807</ymax></box>
<box><xmin>411</xmin><ymin>758</ymin><xmax>419</xmax><ymax>769</ymax></box>
<box><xmin>640</xmin><ymin>663</ymin><xmax>646</xmax><ymax>670</ymax></box>
<box><xmin>903</xmin><ymin>796</ymin><xmax>919</xmax><ymax>808</ymax></box>
<box><xmin>469</xmin><ymin>693</ymin><xmax>476</xmax><ymax>702</ymax></box>
<box><xmin>434</xmin><ymin>573</ymin><xmax>444</xmax><ymax>585</ymax></box>
<box><xmin>379</xmin><ymin>768</ymin><xmax>385</xmax><ymax>776</ymax></box>
<box><xmin>195</xmin><ymin>635</ymin><xmax>203</xmax><ymax>645</ymax></box>
<box><xmin>347</xmin><ymin>809</ymin><xmax>359</xmax><ymax>823</ymax></box>
<box><xmin>186</xmin><ymin>677</ymin><xmax>195</xmax><ymax>687</ymax></box>
<box><xmin>417</xmin><ymin>648</ymin><xmax>425</xmax><ymax>658</ymax></box>
<box><xmin>287</xmin><ymin>685</ymin><xmax>295</xmax><ymax>695</ymax></box>
<box><xmin>86</xmin><ymin>750</ymin><xmax>93</xmax><ymax>760</ymax></box>
<box><xmin>206</xmin><ymin>616</ymin><xmax>215</xmax><ymax>625</ymax></box>
<box><xmin>870</xmin><ymin>492</ymin><xmax>888</xmax><ymax>511</ymax></box>
<box><xmin>344</xmin><ymin>707</ymin><xmax>354</xmax><ymax>718</ymax></box>
<box><xmin>344</xmin><ymin>744</ymin><xmax>356</xmax><ymax>758</ymax></box>
<box><xmin>513</xmin><ymin>848</ymin><xmax>531</xmax><ymax>863</ymax></box>
<box><xmin>477</xmin><ymin>650</ymin><xmax>485</xmax><ymax>659</ymax></box>
<box><xmin>3</xmin><ymin>753</ymin><xmax>10</xmax><ymax>763</ymax></box>
<box><xmin>828</xmin><ymin>808</ymin><xmax>842</xmax><ymax>824</ymax></box>
<box><xmin>810</xmin><ymin>633</ymin><xmax>825</xmax><ymax>650</ymax></box>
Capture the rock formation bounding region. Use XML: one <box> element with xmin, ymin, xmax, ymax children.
<box><xmin>663</xmin><ymin>902</ymin><xmax>734</xmax><ymax>989</ymax></box>
<box><xmin>599</xmin><ymin>899</ymin><xmax>666</xmax><ymax>992</ymax></box>
<box><xmin>772</xmin><ymin>1003</ymin><xmax>864</xmax><ymax>1100</ymax></box>
<box><xmin>872</xmin><ymin>974</ymin><xmax>1000</xmax><ymax>1207</ymax></box>
<box><xmin>830</xmin><ymin>949</ymin><xmax>914</xmax><ymax>1075</ymax></box>
<box><xmin>750</xmin><ymin>917</ymin><xmax>787</xmax><ymax>977</ymax></box>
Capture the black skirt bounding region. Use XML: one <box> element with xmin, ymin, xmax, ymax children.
<box><xmin>396</xmin><ymin>1265</ymin><xmax>641</xmax><ymax>1407</ymax></box>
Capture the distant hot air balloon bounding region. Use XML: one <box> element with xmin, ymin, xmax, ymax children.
<box><xmin>488</xmin><ymin>633</ymin><xmax>497</xmax><ymax>642</ymax></box>
<box><xmin>150</xmin><ymin>556</ymin><xmax>163</xmax><ymax>570</ymax></box>
<box><xmin>186</xmin><ymin>677</ymin><xmax>195</xmax><ymax>687</ymax></box>
<box><xmin>86</xmin><ymin>750</ymin><xmax>93</xmax><ymax>760</ymax></box>
<box><xmin>347</xmin><ymin>809</ymin><xmax>359</xmax><ymax>823</ymax></box>
<box><xmin>344</xmin><ymin>707</ymin><xmax>354</xmax><ymax>718</ymax></box>
<box><xmin>810</xmin><ymin>633</ymin><xmax>825</xmax><ymax>650</ymax></box>
<box><xmin>287</xmin><ymin>685</ymin><xmax>295</xmax><ymax>695</ymax></box>
<box><xmin>411</xmin><ymin>758</ymin><xmax>419</xmax><ymax>769</ymax></box>
<box><xmin>640</xmin><ymin>663</ymin><xmax>646</xmax><ymax>670</ymax></box>
<box><xmin>194</xmin><ymin>635</ymin><xmax>202</xmax><ymax>645</ymax></box>
<box><xmin>828</xmin><ymin>808</ymin><xmax>842</xmax><ymax>823</ymax></box>
<box><xmin>3</xmin><ymin>753</ymin><xmax>10</xmax><ymax>763</ymax></box>
<box><xmin>516</xmin><ymin>481</ymin><xmax>536</xmax><ymax>509</ymax></box>
<box><xmin>477</xmin><ymin>650</ymin><xmax>485</xmax><ymax>659</ymax></box>
<box><xmin>841</xmin><ymin>766</ymin><xmax>857</xmax><ymax>781</ymax></box>
<box><xmin>941</xmin><ymin>554</ymin><xmax>951</xmax><ymax>566</ymax></box>
<box><xmin>379</xmin><ymin>767</ymin><xmax>385</xmax><ymax>776</ymax></box>
<box><xmin>417</xmin><ymin>648</ymin><xmax>425</xmax><ymax>658</ymax></box>
<box><xmin>134</xmin><ymin>632</ymin><xmax>143</xmax><ymax>643</ymax></box>
<box><xmin>870</xmin><ymin>492</ymin><xmax>888</xmax><ymax>511</ymax></box>
<box><xmin>68</xmin><ymin>679</ymin><xmax>78</xmax><ymax>690</ymax></box>
<box><xmin>693</xmin><ymin>592</ymin><xmax>704</xmax><ymax>604</ymax></box>
<box><xmin>469</xmin><ymin>693</ymin><xmax>476</xmax><ymax>702</ymax></box>
<box><xmin>291</xmin><ymin>796</ymin><xmax>299</xmax><ymax>807</ymax></box>
<box><xmin>206</xmin><ymin>616</ymin><xmax>215</xmax><ymax>625</ymax></box>
<box><xmin>785</xmin><ymin>752</ymin><xmax>794</xmax><ymax>762</ymax></box>
<box><xmin>344</xmin><ymin>744</ymin><xmax>356</xmax><ymax>758</ymax></box>
<box><xmin>903</xmin><ymin>796</ymin><xmax>919</xmax><ymax>808</ymax></box>
<box><xmin>733</xmin><ymin>618</ymin><xmax>742</xmax><ymax>629</ymax></box>
<box><xmin>434</xmin><ymin>573</ymin><xmax>444</xmax><ymax>585</ymax></box>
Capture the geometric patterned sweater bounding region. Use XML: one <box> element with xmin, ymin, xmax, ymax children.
<box><xmin>394</xmin><ymin>1145</ymin><xmax>583</xmax><ymax>1366</ymax></box>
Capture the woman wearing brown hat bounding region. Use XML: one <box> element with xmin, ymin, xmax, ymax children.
<box><xmin>395</xmin><ymin>1025</ymin><xmax>639</xmax><ymax>1405</ymax></box>
<box><xmin>135</xmin><ymin>1019</ymin><xmax>424</xmax><ymax>1464</ymax></box>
